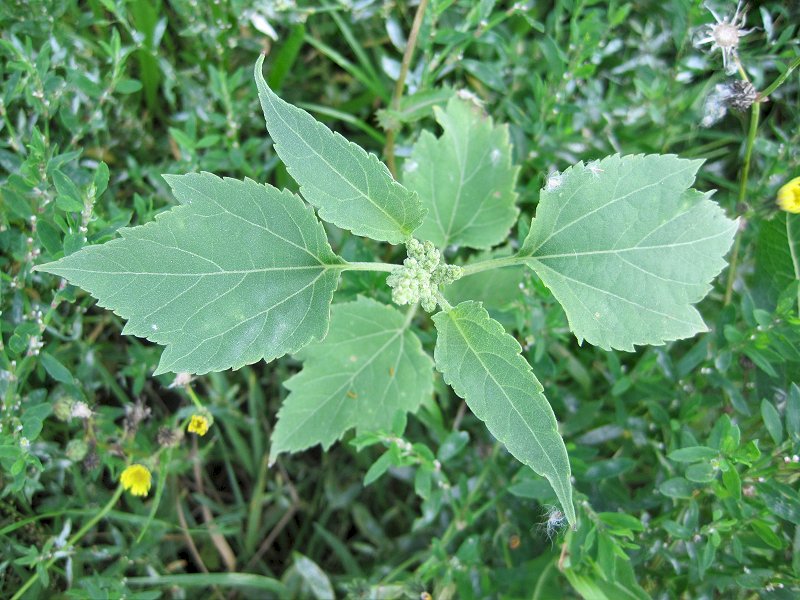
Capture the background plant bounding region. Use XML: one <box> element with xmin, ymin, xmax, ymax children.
<box><xmin>1</xmin><ymin>1</ymin><xmax>799</xmax><ymax>598</ymax></box>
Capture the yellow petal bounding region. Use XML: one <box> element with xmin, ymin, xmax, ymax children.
<box><xmin>777</xmin><ymin>176</ymin><xmax>800</xmax><ymax>214</ymax></box>
<box><xmin>120</xmin><ymin>464</ymin><xmax>152</xmax><ymax>497</ymax></box>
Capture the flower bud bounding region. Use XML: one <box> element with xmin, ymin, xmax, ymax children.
<box><xmin>66</xmin><ymin>439</ymin><xmax>89</xmax><ymax>461</ymax></box>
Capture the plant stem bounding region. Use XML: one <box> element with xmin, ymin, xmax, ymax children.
<box><xmin>723</xmin><ymin>100</ymin><xmax>760</xmax><ymax>306</ymax></box>
<box><xmin>435</xmin><ymin>291</ymin><xmax>453</xmax><ymax>311</ymax></box>
<box><xmin>383</xmin><ymin>0</ymin><xmax>430</xmax><ymax>178</ymax></box>
<box><xmin>460</xmin><ymin>255</ymin><xmax>526</xmax><ymax>276</ymax></box>
<box><xmin>787</xmin><ymin>215</ymin><xmax>800</xmax><ymax>315</ymax></box>
<box><xmin>759</xmin><ymin>56</ymin><xmax>800</xmax><ymax>99</ymax></box>
<box><xmin>11</xmin><ymin>486</ymin><xmax>124</xmax><ymax>600</ymax></box>
<box><xmin>338</xmin><ymin>261</ymin><xmax>397</xmax><ymax>273</ymax></box>
<box><xmin>723</xmin><ymin>55</ymin><xmax>800</xmax><ymax>306</ymax></box>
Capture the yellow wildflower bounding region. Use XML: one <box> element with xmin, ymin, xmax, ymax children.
<box><xmin>120</xmin><ymin>464</ymin><xmax>152</xmax><ymax>497</ymax></box>
<box><xmin>188</xmin><ymin>414</ymin><xmax>210</xmax><ymax>436</ymax></box>
<box><xmin>777</xmin><ymin>176</ymin><xmax>800</xmax><ymax>214</ymax></box>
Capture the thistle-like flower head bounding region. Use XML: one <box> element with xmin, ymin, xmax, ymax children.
<box><xmin>695</xmin><ymin>2</ymin><xmax>753</xmax><ymax>74</ymax></box>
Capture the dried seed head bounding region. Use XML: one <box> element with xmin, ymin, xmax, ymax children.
<box><xmin>727</xmin><ymin>80</ymin><xmax>757</xmax><ymax>111</ymax></box>
<box><xmin>695</xmin><ymin>2</ymin><xmax>753</xmax><ymax>74</ymax></box>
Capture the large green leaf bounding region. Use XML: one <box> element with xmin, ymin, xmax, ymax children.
<box><xmin>270</xmin><ymin>298</ymin><xmax>433</xmax><ymax>461</ymax></box>
<box><xmin>520</xmin><ymin>154</ymin><xmax>737</xmax><ymax>351</ymax></box>
<box><xmin>404</xmin><ymin>96</ymin><xmax>519</xmax><ymax>249</ymax></box>
<box><xmin>35</xmin><ymin>173</ymin><xmax>343</xmax><ymax>375</ymax></box>
<box><xmin>255</xmin><ymin>55</ymin><xmax>424</xmax><ymax>244</ymax></box>
<box><xmin>432</xmin><ymin>301</ymin><xmax>574</xmax><ymax>525</ymax></box>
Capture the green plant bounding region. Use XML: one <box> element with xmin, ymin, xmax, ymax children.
<box><xmin>34</xmin><ymin>53</ymin><xmax>738</xmax><ymax>528</ymax></box>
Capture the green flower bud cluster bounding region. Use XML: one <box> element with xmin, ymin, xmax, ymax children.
<box><xmin>386</xmin><ymin>239</ymin><xmax>463</xmax><ymax>312</ymax></box>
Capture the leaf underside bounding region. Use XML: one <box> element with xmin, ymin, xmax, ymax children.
<box><xmin>432</xmin><ymin>301</ymin><xmax>575</xmax><ymax>525</ymax></box>
<box><xmin>36</xmin><ymin>173</ymin><xmax>343</xmax><ymax>374</ymax></box>
<box><xmin>521</xmin><ymin>154</ymin><xmax>738</xmax><ymax>351</ymax></box>
<box><xmin>404</xmin><ymin>95</ymin><xmax>519</xmax><ymax>249</ymax></box>
<box><xmin>255</xmin><ymin>55</ymin><xmax>425</xmax><ymax>244</ymax></box>
<box><xmin>271</xmin><ymin>298</ymin><xmax>433</xmax><ymax>461</ymax></box>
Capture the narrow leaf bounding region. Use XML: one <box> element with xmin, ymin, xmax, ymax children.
<box><xmin>404</xmin><ymin>95</ymin><xmax>519</xmax><ymax>248</ymax></box>
<box><xmin>520</xmin><ymin>154</ymin><xmax>737</xmax><ymax>351</ymax></box>
<box><xmin>35</xmin><ymin>173</ymin><xmax>343</xmax><ymax>374</ymax></box>
<box><xmin>432</xmin><ymin>301</ymin><xmax>574</xmax><ymax>525</ymax></box>
<box><xmin>255</xmin><ymin>55</ymin><xmax>424</xmax><ymax>244</ymax></box>
<box><xmin>271</xmin><ymin>298</ymin><xmax>433</xmax><ymax>461</ymax></box>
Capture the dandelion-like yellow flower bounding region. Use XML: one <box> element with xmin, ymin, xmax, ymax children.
<box><xmin>777</xmin><ymin>177</ymin><xmax>800</xmax><ymax>214</ymax></box>
<box><xmin>120</xmin><ymin>464</ymin><xmax>152</xmax><ymax>497</ymax></box>
<box><xmin>188</xmin><ymin>414</ymin><xmax>210</xmax><ymax>436</ymax></box>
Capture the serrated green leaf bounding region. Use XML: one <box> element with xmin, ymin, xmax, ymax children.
<box><xmin>254</xmin><ymin>55</ymin><xmax>424</xmax><ymax>244</ymax></box>
<box><xmin>520</xmin><ymin>154</ymin><xmax>737</xmax><ymax>351</ymax></box>
<box><xmin>270</xmin><ymin>298</ymin><xmax>433</xmax><ymax>461</ymax></box>
<box><xmin>404</xmin><ymin>96</ymin><xmax>519</xmax><ymax>249</ymax></box>
<box><xmin>35</xmin><ymin>173</ymin><xmax>343</xmax><ymax>374</ymax></box>
<box><xmin>432</xmin><ymin>301</ymin><xmax>574</xmax><ymax>525</ymax></box>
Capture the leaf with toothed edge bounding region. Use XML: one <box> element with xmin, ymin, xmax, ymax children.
<box><xmin>255</xmin><ymin>54</ymin><xmax>425</xmax><ymax>244</ymax></box>
<box><xmin>520</xmin><ymin>154</ymin><xmax>738</xmax><ymax>351</ymax></box>
<box><xmin>34</xmin><ymin>173</ymin><xmax>344</xmax><ymax>375</ymax></box>
<box><xmin>270</xmin><ymin>297</ymin><xmax>434</xmax><ymax>463</ymax></box>
<box><xmin>404</xmin><ymin>95</ymin><xmax>520</xmax><ymax>249</ymax></box>
<box><xmin>432</xmin><ymin>300</ymin><xmax>575</xmax><ymax>526</ymax></box>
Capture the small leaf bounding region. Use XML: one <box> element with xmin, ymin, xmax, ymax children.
<box><xmin>597</xmin><ymin>512</ymin><xmax>645</xmax><ymax>533</ymax></box>
<box><xmin>432</xmin><ymin>301</ymin><xmax>574</xmax><ymax>525</ymax></box>
<box><xmin>292</xmin><ymin>553</ymin><xmax>334</xmax><ymax>600</ymax></box>
<box><xmin>758</xmin><ymin>480</ymin><xmax>800</xmax><ymax>525</ymax></box>
<box><xmin>36</xmin><ymin>173</ymin><xmax>343</xmax><ymax>374</ymax></box>
<box><xmin>270</xmin><ymin>298</ymin><xmax>434</xmax><ymax>461</ymax></box>
<box><xmin>787</xmin><ymin>383</ymin><xmax>800</xmax><ymax>441</ymax></box>
<box><xmin>667</xmin><ymin>446</ymin><xmax>719</xmax><ymax>462</ymax></box>
<box><xmin>404</xmin><ymin>96</ymin><xmax>519</xmax><ymax>248</ymax></box>
<box><xmin>659</xmin><ymin>477</ymin><xmax>694</xmax><ymax>498</ymax></box>
<box><xmin>40</xmin><ymin>351</ymin><xmax>74</xmax><ymax>384</ymax></box>
<box><xmin>685</xmin><ymin>462</ymin><xmax>716</xmax><ymax>483</ymax></box>
<box><xmin>750</xmin><ymin>520</ymin><xmax>784</xmax><ymax>549</ymax></box>
<box><xmin>520</xmin><ymin>154</ymin><xmax>737</xmax><ymax>351</ymax></box>
<box><xmin>760</xmin><ymin>399</ymin><xmax>783</xmax><ymax>444</ymax></box>
<box><xmin>255</xmin><ymin>55</ymin><xmax>424</xmax><ymax>244</ymax></box>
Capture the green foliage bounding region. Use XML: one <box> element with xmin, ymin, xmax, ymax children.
<box><xmin>271</xmin><ymin>297</ymin><xmax>433</xmax><ymax>461</ymax></box>
<box><xmin>2</xmin><ymin>1</ymin><xmax>800</xmax><ymax>598</ymax></box>
<box><xmin>520</xmin><ymin>154</ymin><xmax>738</xmax><ymax>350</ymax></box>
<box><xmin>404</xmin><ymin>95</ymin><xmax>519</xmax><ymax>249</ymax></box>
<box><xmin>432</xmin><ymin>301</ymin><xmax>574</xmax><ymax>525</ymax></box>
<box><xmin>35</xmin><ymin>174</ymin><xmax>343</xmax><ymax>374</ymax></box>
<box><xmin>255</xmin><ymin>55</ymin><xmax>424</xmax><ymax>245</ymax></box>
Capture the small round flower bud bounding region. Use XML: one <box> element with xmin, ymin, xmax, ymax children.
<box><xmin>53</xmin><ymin>396</ymin><xmax>75</xmax><ymax>422</ymax></box>
<box><xmin>66</xmin><ymin>439</ymin><xmax>89</xmax><ymax>461</ymax></box>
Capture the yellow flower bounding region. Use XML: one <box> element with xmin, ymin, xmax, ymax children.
<box><xmin>120</xmin><ymin>464</ymin><xmax>152</xmax><ymax>497</ymax></box>
<box><xmin>188</xmin><ymin>414</ymin><xmax>210</xmax><ymax>436</ymax></box>
<box><xmin>777</xmin><ymin>176</ymin><xmax>800</xmax><ymax>214</ymax></box>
